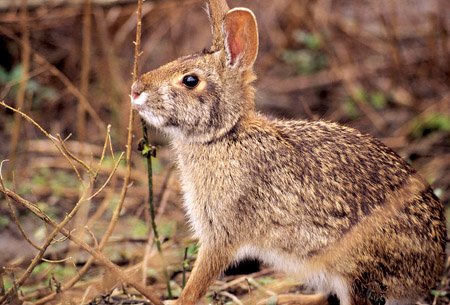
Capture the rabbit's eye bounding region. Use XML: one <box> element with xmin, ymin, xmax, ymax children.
<box><xmin>182</xmin><ymin>75</ymin><xmax>199</xmax><ymax>88</ymax></box>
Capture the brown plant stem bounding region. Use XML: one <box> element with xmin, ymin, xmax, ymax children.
<box><xmin>78</xmin><ymin>0</ymin><xmax>92</xmax><ymax>142</ymax></box>
<box><xmin>0</xmin><ymin>187</ymin><xmax>163</xmax><ymax>305</ymax></box>
<box><xmin>0</xmin><ymin>25</ymin><xmax>106</xmax><ymax>133</ymax></box>
<box><xmin>7</xmin><ymin>0</ymin><xmax>30</xmax><ymax>179</ymax></box>
<box><xmin>0</xmin><ymin>175</ymin><xmax>88</xmax><ymax>304</ymax></box>
<box><xmin>1</xmin><ymin>101</ymin><xmax>84</xmax><ymax>181</ymax></box>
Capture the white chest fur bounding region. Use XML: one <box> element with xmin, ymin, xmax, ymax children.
<box><xmin>174</xmin><ymin>143</ymin><xmax>245</xmax><ymax>241</ymax></box>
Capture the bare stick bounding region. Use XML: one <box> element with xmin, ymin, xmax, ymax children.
<box><xmin>1</xmin><ymin>187</ymin><xmax>163</xmax><ymax>305</ymax></box>
<box><xmin>132</xmin><ymin>0</ymin><xmax>143</xmax><ymax>83</ymax></box>
<box><xmin>0</xmin><ymin>176</ymin><xmax>89</xmax><ymax>304</ymax></box>
<box><xmin>78</xmin><ymin>0</ymin><xmax>92</xmax><ymax>142</ymax></box>
<box><xmin>7</xmin><ymin>0</ymin><xmax>30</xmax><ymax>178</ymax></box>
<box><xmin>0</xmin><ymin>25</ymin><xmax>106</xmax><ymax>132</ymax></box>
<box><xmin>7</xmin><ymin>202</ymin><xmax>42</xmax><ymax>251</ymax></box>
<box><xmin>86</xmin><ymin>152</ymin><xmax>124</xmax><ymax>200</ymax></box>
<box><xmin>33</xmin><ymin>145</ymin><xmax>127</xmax><ymax>304</ymax></box>
<box><xmin>1</xmin><ymin>101</ymin><xmax>86</xmax><ymax>183</ymax></box>
<box><xmin>0</xmin><ymin>102</ymin><xmax>138</xmax><ymax>305</ymax></box>
<box><xmin>57</xmin><ymin>134</ymin><xmax>96</xmax><ymax>177</ymax></box>
<box><xmin>94</xmin><ymin>124</ymin><xmax>112</xmax><ymax>179</ymax></box>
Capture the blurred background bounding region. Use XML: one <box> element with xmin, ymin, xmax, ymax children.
<box><xmin>0</xmin><ymin>0</ymin><xmax>449</xmax><ymax>304</ymax></box>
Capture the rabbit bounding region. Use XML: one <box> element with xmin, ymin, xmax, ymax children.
<box><xmin>130</xmin><ymin>0</ymin><xmax>447</xmax><ymax>304</ymax></box>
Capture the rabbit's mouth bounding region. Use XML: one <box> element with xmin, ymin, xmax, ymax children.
<box><xmin>130</xmin><ymin>91</ymin><xmax>150</xmax><ymax>109</ymax></box>
<box><xmin>130</xmin><ymin>93</ymin><xmax>166</xmax><ymax>127</ymax></box>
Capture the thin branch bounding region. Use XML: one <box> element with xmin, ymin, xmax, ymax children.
<box><xmin>7</xmin><ymin>0</ymin><xmax>30</xmax><ymax>178</ymax></box>
<box><xmin>142</xmin><ymin>167</ymin><xmax>174</xmax><ymax>285</ymax></box>
<box><xmin>57</xmin><ymin>134</ymin><xmax>96</xmax><ymax>177</ymax></box>
<box><xmin>7</xmin><ymin>202</ymin><xmax>42</xmax><ymax>251</ymax></box>
<box><xmin>94</xmin><ymin>124</ymin><xmax>112</xmax><ymax>179</ymax></box>
<box><xmin>2</xmin><ymin>159</ymin><xmax>42</xmax><ymax>251</ymax></box>
<box><xmin>1</xmin><ymin>188</ymin><xmax>163</xmax><ymax>305</ymax></box>
<box><xmin>0</xmin><ymin>25</ymin><xmax>106</xmax><ymax>133</ymax></box>
<box><xmin>78</xmin><ymin>0</ymin><xmax>92</xmax><ymax>141</ymax></box>
<box><xmin>86</xmin><ymin>151</ymin><xmax>124</xmax><ymax>200</ymax></box>
<box><xmin>0</xmin><ymin>179</ymin><xmax>89</xmax><ymax>304</ymax></box>
<box><xmin>220</xmin><ymin>291</ymin><xmax>243</xmax><ymax>305</ymax></box>
<box><xmin>41</xmin><ymin>257</ymin><xmax>74</xmax><ymax>264</ymax></box>
<box><xmin>132</xmin><ymin>0</ymin><xmax>142</xmax><ymax>82</ymax></box>
<box><xmin>0</xmin><ymin>101</ymin><xmax>85</xmax><ymax>184</ymax></box>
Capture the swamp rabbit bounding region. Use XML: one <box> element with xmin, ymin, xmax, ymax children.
<box><xmin>130</xmin><ymin>0</ymin><xmax>447</xmax><ymax>304</ymax></box>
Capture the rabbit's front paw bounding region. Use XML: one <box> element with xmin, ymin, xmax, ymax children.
<box><xmin>163</xmin><ymin>300</ymin><xmax>178</xmax><ymax>305</ymax></box>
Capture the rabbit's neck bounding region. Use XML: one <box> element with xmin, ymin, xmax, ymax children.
<box><xmin>171</xmin><ymin>110</ymin><xmax>257</xmax><ymax>145</ymax></box>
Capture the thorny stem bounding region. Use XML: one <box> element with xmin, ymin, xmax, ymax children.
<box><xmin>143</xmin><ymin>127</ymin><xmax>172</xmax><ymax>298</ymax></box>
<box><xmin>133</xmin><ymin>0</ymin><xmax>172</xmax><ymax>299</ymax></box>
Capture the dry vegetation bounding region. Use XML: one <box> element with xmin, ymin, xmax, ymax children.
<box><xmin>0</xmin><ymin>0</ymin><xmax>449</xmax><ymax>304</ymax></box>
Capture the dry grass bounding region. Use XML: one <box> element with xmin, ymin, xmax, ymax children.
<box><xmin>0</xmin><ymin>0</ymin><xmax>449</xmax><ymax>304</ymax></box>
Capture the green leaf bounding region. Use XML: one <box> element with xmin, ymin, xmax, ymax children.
<box><xmin>187</xmin><ymin>243</ymin><xmax>199</xmax><ymax>257</ymax></box>
<box><xmin>343</xmin><ymin>98</ymin><xmax>360</xmax><ymax>119</ymax></box>
<box><xmin>9</xmin><ymin>64</ymin><xmax>23</xmax><ymax>82</ymax></box>
<box><xmin>141</xmin><ymin>144</ymin><xmax>152</xmax><ymax>157</ymax></box>
<box><xmin>370</xmin><ymin>91</ymin><xmax>387</xmax><ymax>110</ymax></box>
<box><xmin>159</xmin><ymin>221</ymin><xmax>177</xmax><ymax>239</ymax></box>
<box><xmin>410</xmin><ymin>113</ymin><xmax>450</xmax><ymax>138</ymax></box>
<box><xmin>0</xmin><ymin>66</ymin><xmax>9</xmax><ymax>83</ymax></box>
<box><xmin>128</xmin><ymin>217</ymin><xmax>148</xmax><ymax>239</ymax></box>
<box><xmin>431</xmin><ymin>289</ymin><xmax>447</xmax><ymax>297</ymax></box>
<box><xmin>353</xmin><ymin>87</ymin><xmax>367</xmax><ymax>103</ymax></box>
<box><xmin>293</xmin><ymin>30</ymin><xmax>322</xmax><ymax>49</ymax></box>
<box><xmin>282</xmin><ymin>49</ymin><xmax>327</xmax><ymax>75</ymax></box>
<box><xmin>0</xmin><ymin>216</ymin><xmax>9</xmax><ymax>230</ymax></box>
<box><xmin>2</xmin><ymin>277</ymin><xmax>13</xmax><ymax>291</ymax></box>
<box><xmin>32</xmin><ymin>262</ymin><xmax>51</xmax><ymax>275</ymax></box>
<box><xmin>256</xmin><ymin>276</ymin><xmax>276</xmax><ymax>285</ymax></box>
<box><xmin>52</xmin><ymin>265</ymin><xmax>76</xmax><ymax>278</ymax></box>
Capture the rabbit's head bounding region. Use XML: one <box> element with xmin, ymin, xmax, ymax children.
<box><xmin>131</xmin><ymin>0</ymin><xmax>259</xmax><ymax>143</ymax></box>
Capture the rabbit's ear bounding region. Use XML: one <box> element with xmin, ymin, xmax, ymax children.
<box><xmin>222</xmin><ymin>8</ymin><xmax>259</xmax><ymax>69</ymax></box>
<box><xmin>207</xmin><ymin>0</ymin><xmax>230</xmax><ymax>52</ymax></box>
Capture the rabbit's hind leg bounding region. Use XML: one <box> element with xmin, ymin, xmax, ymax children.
<box><xmin>256</xmin><ymin>293</ymin><xmax>330</xmax><ymax>305</ymax></box>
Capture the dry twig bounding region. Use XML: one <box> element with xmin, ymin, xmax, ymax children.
<box><xmin>7</xmin><ymin>0</ymin><xmax>30</xmax><ymax>178</ymax></box>
<box><xmin>0</xmin><ymin>188</ymin><xmax>163</xmax><ymax>305</ymax></box>
<box><xmin>78</xmin><ymin>0</ymin><xmax>92</xmax><ymax>142</ymax></box>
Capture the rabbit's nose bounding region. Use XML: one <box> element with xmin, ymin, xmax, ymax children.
<box><xmin>131</xmin><ymin>80</ymin><xmax>150</xmax><ymax>107</ymax></box>
<box><xmin>131</xmin><ymin>80</ymin><xmax>144</xmax><ymax>100</ymax></box>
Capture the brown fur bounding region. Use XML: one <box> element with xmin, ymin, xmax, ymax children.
<box><xmin>131</xmin><ymin>1</ymin><xmax>446</xmax><ymax>304</ymax></box>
